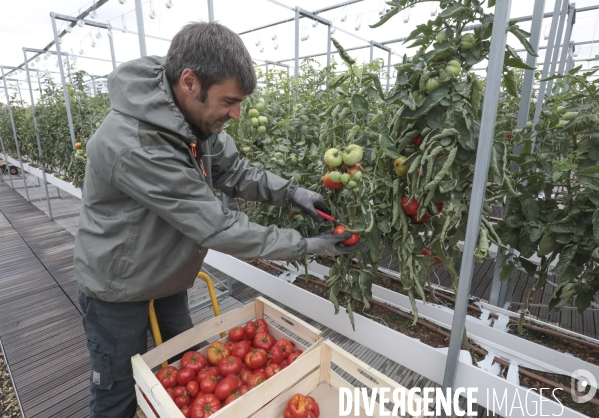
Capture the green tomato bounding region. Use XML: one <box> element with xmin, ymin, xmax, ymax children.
<box><xmin>274</xmin><ymin>152</ymin><xmax>283</xmax><ymax>158</ymax></box>
<box><xmin>293</xmin><ymin>174</ymin><xmax>302</xmax><ymax>182</ymax></box>
<box><xmin>242</xmin><ymin>146</ymin><xmax>251</xmax><ymax>152</ymax></box>
<box><xmin>426</xmin><ymin>77</ymin><xmax>442</xmax><ymax>94</ymax></box>
<box><xmin>436</xmin><ymin>31</ymin><xmax>446</xmax><ymax>43</ymax></box>
<box><xmin>257</xmin><ymin>126</ymin><xmax>267</xmax><ymax>134</ymax></box>
<box><xmin>258</xmin><ymin>116</ymin><xmax>268</xmax><ymax>126</ymax></box>
<box><xmin>562</xmin><ymin>111</ymin><xmax>578</xmax><ymax>121</ymax></box>
<box><xmin>294</xmin><ymin>104</ymin><xmax>303</xmax><ymax>111</ymax></box>
<box><xmin>289</xmin><ymin>155</ymin><xmax>298</xmax><ymax>166</ymax></box>
<box><xmin>255</xmin><ymin>101</ymin><xmax>265</xmax><ymax>112</ymax></box>
<box><xmin>95</xmin><ymin>122</ymin><xmax>101</xmax><ymax>128</ymax></box>
<box><xmin>556</xmin><ymin>120</ymin><xmax>568</xmax><ymax>128</ymax></box>
<box><xmin>525</xmin><ymin>121</ymin><xmax>533</xmax><ymax>128</ymax></box>
<box><xmin>340</xmin><ymin>173</ymin><xmax>351</xmax><ymax>185</ymax></box>
<box><xmin>342</xmin><ymin>144</ymin><xmax>363</xmax><ymax>166</ymax></box>
<box><xmin>352</xmin><ymin>171</ymin><xmax>363</xmax><ymax>181</ymax></box>
<box><xmin>459</xmin><ymin>33</ymin><xmax>475</xmax><ymax>50</ymax></box>
<box><xmin>394</xmin><ymin>156</ymin><xmax>409</xmax><ymax>177</ymax></box>
<box><xmin>258</xmin><ymin>97</ymin><xmax>265</xmax><ymax>104</ymax></box>
<box><xmin>251</xmin><ymin>117</ymin><xmax>259</xmax><ymax>127</ymax></box>
<box><xmin>324</xmin><ymin>148</ymin><xmax>343</xmax><ymax>167</ymax></box>
<box><xmin>76</xmin><ymin>149</ymin><xmax>85</xmax><ymax>156</ymax></box>
<box><xmin>328</xmin><ymin>171</ymin><xmax>342</xmax><ymax>182</ymax></box>
<box><xmin>556</xmin><ymin>106</ymin><xmax>565</xmax><ymax>115</ymax></box>
<box><xmin>352</xmin><ymin>187</ymin><xmax>360</xmax><ymax>193</ymax></box>
<box><xmin>60</xmin><ymin>175</ymin><xmax>67</xmax><ymax>180</ymax></box>
<box><xmin>347</xmin><ymin>180</ymin><xmax>358</xmax><ymax>188</ymax></box>
<box><xmin>444</xmin><ymin>60</ymin><xmax>461</xmax><ymax>77</ymax></box>
<box><xmin>248</xmin><ymin>108</ymin><xmax>260</xmax><ymax>118</ymax></box>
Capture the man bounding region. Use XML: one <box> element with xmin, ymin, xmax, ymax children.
<box><xmin>74</xmin><ymin>22</ymin><xmax>357</xmax><ymax>417</ymax></box>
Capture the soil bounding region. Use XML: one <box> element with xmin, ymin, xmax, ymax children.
<box><xmin>249</xmin><ymin>259</ymin><xmax>599</xmax><ymax>416</ymax></box>
<box><xmin>0</xmin><ymin>345</ymin><xmax>21</xmax><ymax>418</ymax></box>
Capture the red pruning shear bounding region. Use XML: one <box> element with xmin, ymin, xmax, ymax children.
<box><xmin>316</xmin><ymin>209</ymin><xmax>348</xmax><ymax>227</ymax></box>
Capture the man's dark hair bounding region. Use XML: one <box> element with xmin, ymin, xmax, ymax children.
<box><xmin>165</xmin><ymin>22</ymin><xmax>257</xmax><ymax>102</ymax></box>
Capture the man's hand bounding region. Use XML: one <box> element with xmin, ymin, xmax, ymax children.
<box><xmin>292</xmin><ymin>187</ymin><xmax>329</xmax><ymax>223</ymax></box>
<box><xmin>304</xmin><ymin>232</ymin><xmax>360</xmax><ymax>256</ymax></box>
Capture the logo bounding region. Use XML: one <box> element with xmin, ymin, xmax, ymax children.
<box><xmin>571</xmin><ymin>369</ymin><xmax>597</xmax><ymax>404</ymax></box>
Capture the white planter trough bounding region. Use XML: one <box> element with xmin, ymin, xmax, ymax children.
<box><xmin>204</xmin><ymin>251</ymin><xmax>589</xmax><ymax>418</ymax></box>
<box><xmin>274</xmin><ymin>260</ymin><xmax>599</xmax><ymax>387</ymax></box>
<box><xmin>4</xmin><ymin>154</ymin><xmax>82</xmax><ymax>199</ymax></box>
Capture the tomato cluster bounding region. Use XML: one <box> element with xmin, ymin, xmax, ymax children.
<box><xmin>153</xmin><ymin>319</ymin><xmax>303</xmax><ymax>417</ymax></box>
<box><xmin>283</xmin><ymin>393</ymin><xmax>321</xmax><ymax>418</ymax></box>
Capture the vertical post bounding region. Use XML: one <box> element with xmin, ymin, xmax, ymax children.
<box><xmin>23</xmin><ymin>50</ymin><xmax>54</xmax><ymax>219</ymax></box>
<box><xmin>326</xmin><ymin>24</ymin><xmax>332</xmax><ymax>69</ymax></box>
<box><xmin>134</xmin><ymin>0</ymin><xmax>148</xmax><ymax>57</ymax></box>
<box><xmin>50</xmin><ymin>14</ymin><xmax>77</xmax><ymax>148</ymax></box>
<box><xmin>369</xmin><ymin>41</ymin><xmax>374</xmax><ymax>62</ymax></box>
<box><xmin>16</xmin><ymin>81</ymin><xmax>24</xmax><ymax>104</ymax></box>
<box><xmin>36</xmin><ymin>71</ymin><xmax>42</xmax><ymax>94</ymax></box>
<box><xmin>1</xmin><ymin>67</ymin><xmax>31</xmax><ymax>201</ymax></box>
<box><xmin>544</xmin><ymin>0</ymin><xmax>569</xmax><ymax>99</ymax></box>
<box><xmin>530</xmin><ymin>0</ymin><xmax>566</xmax><ymax>149</ymax></box>
<box><xmin>0</xmin><ymin>135</ymin><xmax>15</xmax><ymax>189</ymax></box>
<box><xmin>489</xmin><ymin>0</ymin><xmax>546</xmax><ymax>307</ymax></box>
<box><xmin>265</xmin><ymin>62</ymin><xmax>269</xmax><ymax>88</ymax></box>
<box><xmin>386</xmin><ymin>49</ymin><xmax>392</xmax><ymax>93</ymax></box>
<box><xmin>108</xmin><ymin>26</ymin><xmax>117</xmax><ymax>71</ymax></box>
<box><xmin>440</xmin><ymin>0</ymin><xmax>512</xmax><ymax>412</ymax></box>
<box><xmin>207</xmin><ymin>0</ymin><xmax>214</xmax><ymax>22</ymax></box>
<box><xmin>554</xmin><ymin>4</ymin><xmax>576</xmax><ymax>95</ymax></box>
<box><xmin>91</xmin><ymin>76</ymin><xmax>97</xmax><ymax>96</ymax></box>
<box><xmin>295</xmin><ymin>8</ymin><xmax>300</xmax><ymax>76</ymax></box>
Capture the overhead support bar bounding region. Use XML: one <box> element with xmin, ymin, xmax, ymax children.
<box><xmin>134</xmin><ymin>0</ymin><xmax>148</xmax><ymax>57</ymax></box>
<box><xmin>208</xmin><ymin>0</ymin><xmax>215</xmax><ymax>22</ymax></box>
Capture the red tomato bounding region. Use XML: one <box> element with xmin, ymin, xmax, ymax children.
<box><xmin>251</xmin><ymin>368</ymin><xmax>267</xmax><ymax>381</ymax></box>
<box><xmin>280</xmin><ymin>360</ymin><xmax>289</xmax><ymax>369</ymax></box>
<box><xmin>191</xmin><ymin>393</ymin><xmax>221</xmax><ymax>418</ymax></box>
<box><xmin>401</xmin><ymin>197</ymin><xmax>420</xmax><ymax>215</ymax></box>
<box><xmin>306</xmin><ymin>396</ymin><xmax>321</xmax><ymax>417</ymax></box>
<box><xmin>174</xmin><ymin>386</ymin><xmax>188</xmax><ymax>397</ymax></box>
<box><xmin>187</xmin><ymin>381</ymin><xmax>200</xmax><ymax>398</ymax></box>
<box><xmin>238</xmin><ymin>384</ymin><xmax>249</xmax><ymax>395</ymax></box>
<box><xmin>433</xmin><ymin>202</ymin><xmax>444</xmax><ymax>213</ymax></box>
<box><xmin>231</xmin><ymin>340</ymin><xmax>251</xmax><ymax>360</ymax></box>
<box><xmin>200</xmin><ymin>375</ymin><xmax>218</xmax><ymax>394</ymax></box>
<box><xmin>225</xmin><ymin>341</ymin><xmax>236</xmax><ymax>354</ymax></box>
<box><xmin>181</xmin><ymin>351</ymin><xmax>208</xmax><ymax>374</ymax></box>
<box><xmin>180</xmin><ymin>405</ymin><xmax>192</xmax><ymax>418</ymax></box>
<box><xmin>175</xmin><ymin>391</ymin><xmax>191</xmax><ymax>408</ymax></box>
<box><xmin>322</xmin><ymin>172</ymin><xmax>344</xmax><ymax>190</ymax></box>
<box><xmin>218</xmin><ymin>356</ymin><xmax>242</xmax><ymax>376</ymax></box>
<box><xmin>214</xmin><ymin>375</ymin><xmax>239</xmax><ymax>400</ymax></box>
<box><xmin>333</xmin><ymin>225</ymin><xmax>360</xmax><ymax>246</ymax></box>
<box><xmin>264</xmin><ymin>364</ymin><xmax>281</xmax><ymax>379</ymax></box>
<box><xmin>247</xmin><ymin>373</ymin><xmax>264</xmax><ymax>389</ymax></box>
<box><xmin>207</xmin><ymin>341</ymin><xmax>230</xmax><ymax>366</ymax></box>
<box><xmin>228</xmin><ymin>326</ymin><xmax>246</xmax><ymax>342</ymax></box>
<box><xmin>253</xmin><ymin>332</ymin><xmax>276</xmax><ymax>350</ymax></box>
<box><xmin>412</xmin><ymin>137</ymin><xmax>423</xmax><ymax>147</ymax></box>
<box><xmin>224</xmin><ymin>391</ymin><xmax>241</xmax><ymax>405</ymax></box>
<box><xmin>155</xmin><ymin>366</ymin><xmax>179</xmax><ymax>389</ymax></box>
<box><xmin>243</xmin><ymin>321</ymin><xmax>258</xmax><ymax>339</ymax></box>
<box><xmin>244</xmin><ymin>348</ymin><xmax>268</xmax><ymax>369</ymax></box>
<box><xmin>196</xmin><ymin>366</ymin><xmax>219</xmax><ymax>383</ymax></box>
<box><xmin>410</xmin><ymin>213</ymin><xmax>430</xmax><ymax>223</ymax></box>
<box><xmin>165</xmin><ymin>387</ymin><xmax>175</xmax><ymax>400</ymax></box>
<box><xmin>239</xmin><ymin>369</ymin><xmax>252</xmax><ymax>385</ymax></box>
<box><xmin>287</xmin><ymin>350</ymin><xmax>302</xmax><ymax>364</ymax></box>
<box><xmin>287</xmin><ymin>394</ymin><xmax>310</xmax><ymax>417</ymax></box>
<box><xmin>274</xmin><ymin>339</ymin><xmax>294</xmax><ymax>358</ymax></box>
<box><xmin>255</xmin><ymin>319</ymin><xmax>268</xmax><ymax>333</ymax></box>
<box><xmin>283</xmin><ymin>409</ymin><xmax>294</xmax><ymax>418</ymax></box>
<box><xmin>177</xmin><ymin>367</ymin><xmax>196</xmax><ymax>386</ymax></box>
<box><xmin>269</xmin><ymin>344</ymin><xmax>285</xmax><ymax>364</ymax></box>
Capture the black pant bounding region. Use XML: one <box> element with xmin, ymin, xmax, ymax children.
<box><xmin>78</xmin><ymin>287</ymin><xmax>193</xmax><ymax>418</ymax></box>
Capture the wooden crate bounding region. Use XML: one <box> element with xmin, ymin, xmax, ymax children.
<box><xmin>255</xmin><ymin>340</ymin><xmax>425</xmax><ymax>418</ymax></box>
<box><xmin>133</xmin><ymin>297</ymin><xmax>322</xmax><ymax>418</ymax></box>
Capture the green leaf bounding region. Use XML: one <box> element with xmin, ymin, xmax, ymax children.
<box><xmin>575</xmin><ymin>292</ymin><xmax>593</xmax><ymax>314</ymax></box>
<box><xmin>537</xmin><ymin>232</ymin><xmax>556</xmax><ymax>257</ymax></box>
<box><xmin>553</xmin><ymin>245</ymin><xmax>578</xmax><ymax>275</ymax></box>
<box><xmin>471</xmin><ymin>77</ymin><xmax>483</xmax><ymax>115</ymax></box>
<box><xmin>402</xmin><ymin>87</ymin><xmax>450</xmax><ymax>119</ymax></box>
<box><xmin>351</xmin><ymin>94</ymin><xmax>369</xmax><ymax>113</ymax></box>
<box><xmin>378</xmin><ymin>218</ymin><xmax>391</xmax><ymax>233</ymax></box>
<box><xmin>593</xmin><ymin>209</ymin><xmax>599</xmax><ymax>243</ymax></box>
<box><xmin>503</xmin><ymin>69</ymin><xmax>518</xmax><ymax>97</ymax></box>
<box><xmin>579</xmin><ymin>174</ymin><xmax>599</xmax><ymax>192</ymax></box>
<box><xmin>577</xmin><ymin>166</ymin><xmax>599</xmax><ymax>175</ymax></box>
<box><xmin>508</xmin><ymin>25</ymin><xmax>538</xmax><ymax>57</ymax></box>
<box><xmin>403</xmin><ymin>24</ymin><xmax>431</xmax><ymax>44</ymax></box>
<box><xmin>439</xmin><ymin>4</ymin><xmax>469</xmax><ymax>19</ymax></box>
<box><xmin>379</xmin><ymin>131</ymin><xmax>400</xmax><ymax>160</ymax></box>
<box><xmin>489</xmin><ymin>0</ymin><xmax>496</xmax><ymax>6</ymax></box>
<box><xmin>369</xmin><ymin>7</ymin><xmax>399</xmax><ymax>28</ymax></box>
<box><xmin>504</xmin><ymin>53</ymin><xmax>535</xmax><ymax>70</ymax></box>
<box><xmin>331</xmin><ymin>37</ymin><xmax>356</xmax><ymax>65</ymax></box>
<box><xmin>522</xmin><ymin>198</ymin><xmax>540</xmax><ymax>223</ymax></box>
<box><xmin>569</xmin><ymin>65</ymin><xmax>583</xmax><ymax>75</ymax></box>
<box><xmin>500</xmin><ymin>258</ymin><xmax>517</xmax><ymax>282</ymax></box>
<box><xmin>519</xmin><ymin>257</ymin><xmax>538</xmax><ymax>276</ymax></box>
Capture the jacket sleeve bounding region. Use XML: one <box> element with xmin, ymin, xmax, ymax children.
<box><xmin>209</xmin><ymin>132</ymin><xmax>298</xmax><ymax>206</ymax></box>
<box><xmin>111</xmin><ymin>145</ymin><xmax>306</xmax><ymax>261</ymax></box>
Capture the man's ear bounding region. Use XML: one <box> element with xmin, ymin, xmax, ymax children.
<box><xmin>180</xmin><ymin>69</ymin><xmax>199</xmax><ymax>96</ymax></box>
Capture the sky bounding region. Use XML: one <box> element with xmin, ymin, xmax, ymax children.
<box><xmin>1</xmin><ymin>0</ymin><xmax>598</xmax><ymax>104</ymax></box>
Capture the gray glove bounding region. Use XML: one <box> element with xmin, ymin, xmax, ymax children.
<box><xmin>304</xmin><ymin>232</ymin><xmax>360</xmax><ymax>256</ymax></box>
<box><xmin>292</xmin><ymin>187</ymin><xmax>329</xmax><ymax>223</ymax></box>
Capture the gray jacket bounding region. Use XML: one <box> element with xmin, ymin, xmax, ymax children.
<box><xmin>74</xmin><ymin>56</ymin><xmax>306</xmax><ymax>302</ymax></box>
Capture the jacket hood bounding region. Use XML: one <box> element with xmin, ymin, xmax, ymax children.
<box><xmin>107</xmin><ymin>55</ymin><xmax>196</xmax><ymax>143</ymax></box>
